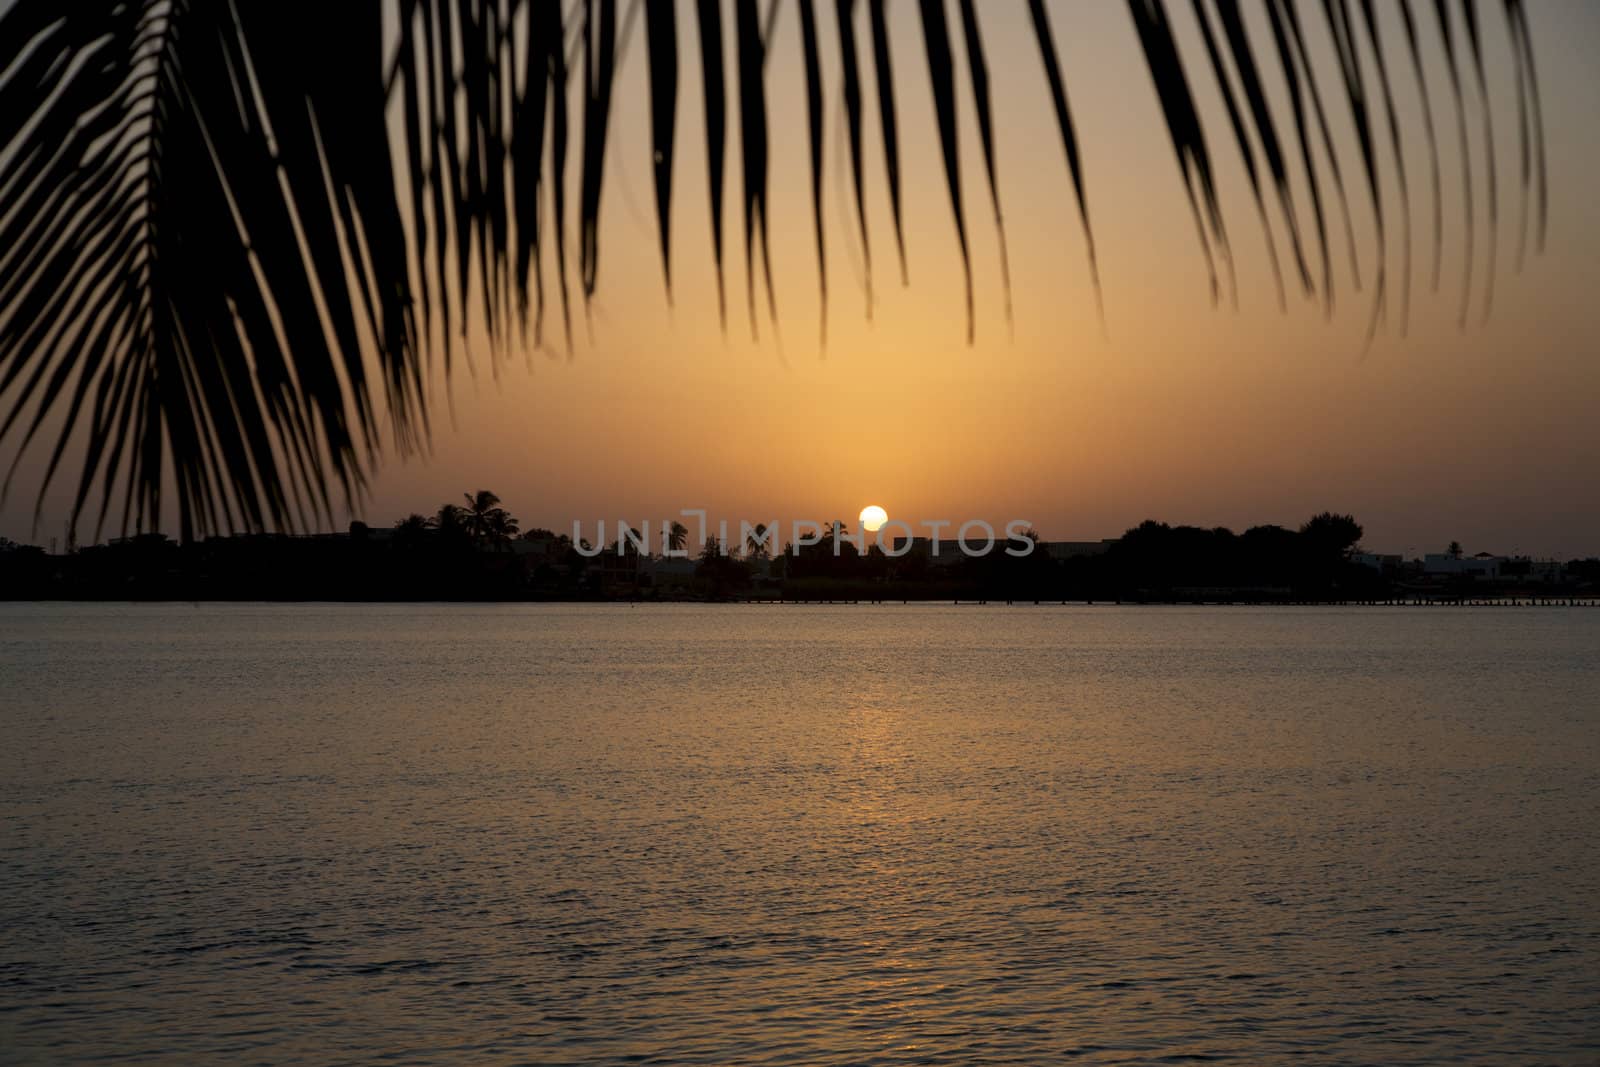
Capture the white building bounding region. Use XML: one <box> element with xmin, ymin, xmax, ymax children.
<box><xmin>1422</xmin><ymin>552</ymin><xmax>1504</xmax><ymax>579</ymax></box>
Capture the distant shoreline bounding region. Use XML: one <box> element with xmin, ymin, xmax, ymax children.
<box><xmin>5</xmin><ymin>596</ymin><xmax>1598</xmax><ymax>607</ymax></box>
<box><xmin>6</xmin><ymin>515</ymin><xmax>1595</xmax><ymax>604</ymax></box>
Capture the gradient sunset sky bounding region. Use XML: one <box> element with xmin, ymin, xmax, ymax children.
<box><xmin>5</xmin><ymin>1</ymin><xmax>1599</xmax><ymax>557</ymax></box>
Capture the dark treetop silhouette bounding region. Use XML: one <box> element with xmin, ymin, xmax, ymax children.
<box><xmin>4</xmin><ymin>505</ymin><xmax>1594</xmax><ymax>602</ymax></box>
<box><xmin>0</xmin><ymin>1</ymin><xmax>1547</xmax><ymax>542</ymax></box>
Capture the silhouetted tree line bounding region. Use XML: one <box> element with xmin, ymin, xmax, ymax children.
<box><xmin>1054</xmin><ymin>513</ymin><xmax>1373</xmax><ymax>602</ymax></box>
<box><xmin>0</xmin><ymin>491</ymin><xmax>600</xmax><ymax>601</ymax></box>
<box><xmin>3</xmin><ymin>508</ymin><xmax>1597</xmax><ymax>602</ymax></box>
<box><xmin>778</xmin><ymin>513</ymin><xmax>1383</xmax><ymax>602</ymax></box>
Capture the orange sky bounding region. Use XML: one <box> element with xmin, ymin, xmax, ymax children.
<box><xmin>6</xmin><ymin>2</ymin><xmax>1600</xmax><ymax>557</ymax></box>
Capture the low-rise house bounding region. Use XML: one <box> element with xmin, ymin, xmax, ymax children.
<box><xmin>643</xmin><ymin>555</ymin><xmax>697</xmax><ymax>593</ymax></box>
<box><xmin>1423</xmin><ymin>552</ymin><xmax>1504</xmax><ymax>580</ymax></box>
<box><xmin>1353</xmin><ymin>552</ymin><xmax>1403</xmax><ymax>574</ymax></box>
<box><xmin>1500</xmin><ymin>556</ymin><xmax>1567</xmax><ymax>583</ymax></box>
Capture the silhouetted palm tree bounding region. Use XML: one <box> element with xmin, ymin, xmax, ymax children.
<box><xmin>434</xmin><ymin>504</ymin><xmax>469</xmax><ymax>542</ymax></box>
<box><xmin>620</xmin><ymin>525</ymin><xmax>645</xmax><ymax>557</ymax></box>
<box><xmin>460</xmin><ymin>490</ymin><xmax>520</xmax><ymax>548</ymax></box>
<box><xmin>667</xmin><ymin>521</ymin><xmax>690</xmax><ymax>555</ymax></box>
<box><xmin>745</xmin><ymin>522</ymin><xmax>772</xmax><ymax>559</ymax></box>
<box><xmin>484</xmin><ymin>509</ymin><xmax>522</xmax><ymax>548</ymax></box>
<box><xmin>0</xmin><ymin>1</ymin><xmax>1549</xmax><ymax>540</ymax></box>
<box><xmin>462</xmin><ymin>490</ymin><xmax>502</xmax><ymax>537</ymax></box>
<box><xmin>393</xmin><ymin>513</ymin><xmax>433</xmax><ymax>548</ymax></box>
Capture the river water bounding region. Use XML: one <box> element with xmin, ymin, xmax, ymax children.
<box><xmin>2</xmin><ymin>603</ymin><xmax>1596</xmax><ymax>1063</ymax></box>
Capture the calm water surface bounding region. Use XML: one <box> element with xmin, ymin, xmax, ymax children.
<box><xmin>2</xmin><ymin>603</ymin><xmax>1597</xmax><ymax>1064</ymax></box>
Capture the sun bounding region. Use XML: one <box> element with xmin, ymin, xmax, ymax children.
<box><xmin>859</xmin><ymin>505</ymin><xmax>888</xmax><ymax>533</ymax></box>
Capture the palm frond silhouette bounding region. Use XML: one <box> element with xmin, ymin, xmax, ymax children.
<box><xmin>0</xmin><ymin>0</ymin><xmax>1548</xmax><ymax>540</ymax></box>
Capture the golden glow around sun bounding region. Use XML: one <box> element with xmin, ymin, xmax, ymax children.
<box><xmin>859</xmin><ymin>505</ymin><xmax>888</xmax><ymax>532</ymax></box>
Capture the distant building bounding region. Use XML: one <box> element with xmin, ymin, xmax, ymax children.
<box><xmin>598</xmin><ymin>544</ymin><xmax>644</xmax><ymax>595</ymax></box>
<box><xmin>1531</xmin><ymin>559</ymin><xmax>1567</xmax><ymax>583</ymax></box>
<box><xmin>1353</xmin><ymin>551</ymin><xmax>1403</xmax><ymax>574</ymax></box>
<box><xmin>1500</xmin><ymin>556</ymin><xmax>1567</xmax><ymax>584</ymax></box>
<box><xmin>643</xmin><ymin>556</ymin><xmax>696</xmax><ymax>592</ymax></box>
<box><xmin>1423</xmin><ymin>552</ymin><xmax>1504</xmax><ymax>580</ymax></box>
